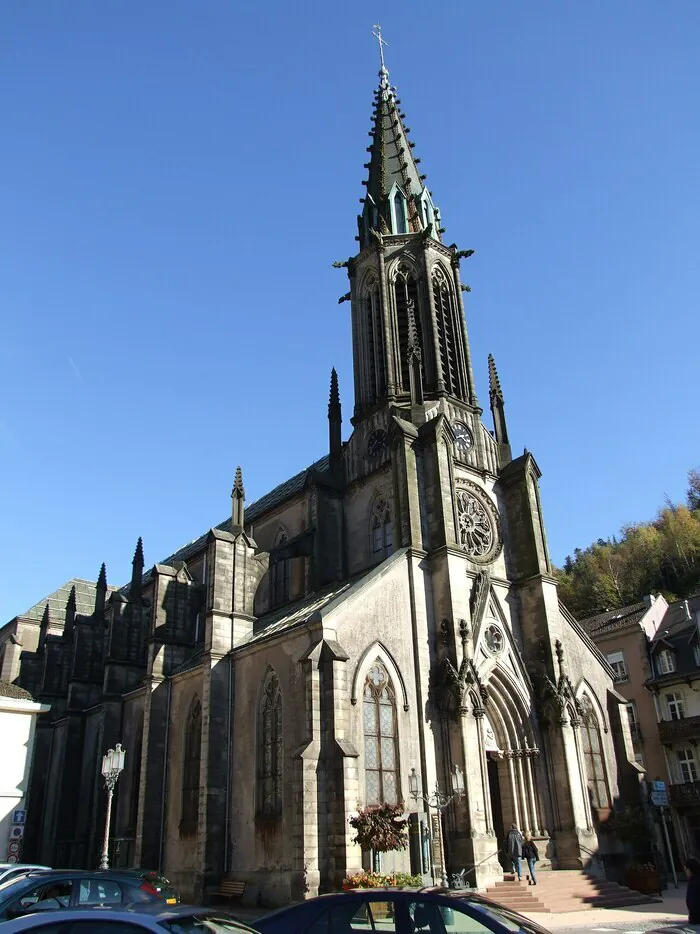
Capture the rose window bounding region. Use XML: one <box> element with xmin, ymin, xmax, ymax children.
<box><xmin>456</xmin><ymin>490</ymin><xmax>494</xmax><ymax>557</ymax></box>
<box><xmin>485</xmin><ymin>624</ymin><xmax>504</xmax><ymax>654</ymax></box>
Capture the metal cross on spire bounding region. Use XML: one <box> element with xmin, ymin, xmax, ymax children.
<box><xmin>372</xmin><ymin>24</ymin><xmax>388</xmax><ymax>70</ymax></box>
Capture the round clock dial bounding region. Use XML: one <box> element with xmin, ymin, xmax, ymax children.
<box><xmin>367</xmin><ymin>428</ymin><xmax>387</xmax><ymax>457</ymax></box>
<box><xmin>453</xmin><ymin>421</ymin><xmax>473</xmax><ymax>451</ymax></box>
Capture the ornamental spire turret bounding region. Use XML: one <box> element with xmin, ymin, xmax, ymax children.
<box><xmin>358</xmin><ymin>26</ymin><xmax>441</xmax><ymax>250</ymax></box>
<box><xmin>328</xmin><ymin>367</ymin><xmax>342</xmax><ymax>464</ymax></box>
<box><xmin>488</xmin><ymin>354</ymin><xmax>511</xmax><ymax>463</ymax></box>
<box><xmin>38</xmin><ymin>604</ymin><xmax>50</xmax><ymax>654</ymax></box>
<box><xmin>130</xmin><ymin>536</ymin><xmax>144</xmax><ymax>601</ymax></box>
<box><xmin>64</xmin><ymin>585</ymin><xmax>77</xmax><ymax>641</ymax></box>
<box><xmin>231</xmin><ymin>466</ymin><xmax>245</xmax><ymax>534</ymax></box>
<box><xmin>95</xmin><ymin>562</ymin><xmax>108</xmax><ymax>616</ymax></box>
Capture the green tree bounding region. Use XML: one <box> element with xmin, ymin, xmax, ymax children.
<box><xmin>349</xmin><ymin>803</ymin><xmax>408</xmax><ymax>872</ymax></box>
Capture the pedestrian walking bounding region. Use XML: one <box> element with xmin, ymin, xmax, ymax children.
<box><xmin>506</xmin><ymin>823</ymin><xmax>524</xmax><ymax>881</ymax></box>
<box><xmin>522</xmin><ymin>833</ymin><xmax>539</xmax><ymax>885</ymax></box>
<box><xmin>686</xmin><ymin>857</ymin><xmax>700</xmax><ymax>924</ymax></box>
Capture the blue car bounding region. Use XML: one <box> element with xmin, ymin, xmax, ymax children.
<box><xmin>256</xmin><ymin>889</ymin><xmax>552</xmax><ymax>934</ymax></box>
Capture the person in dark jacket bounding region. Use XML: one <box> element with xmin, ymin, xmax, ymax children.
<box><xmin>506</xmin><ymin>824</ymin><xmax>524</xmax><ymax>880</ymax></box>
<box><xmin>522</xmin><ymin>833</ymin><xmax>539</xmax><ymax>885</ymax></box>
<box><xmin>686</xmin><ymin>857</ymin><xmax>700</xmax><ymax>924</ymax></box>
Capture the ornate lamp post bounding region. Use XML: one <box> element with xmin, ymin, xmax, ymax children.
<box><xmin>99</xmin><ymin>743</ymin><xmax>126</xmax><ymax>870</ymax></box>
<box><xmin>409</xmin><ymin>765</ymin><xmax>465</xmax><ymax>888</ymax></box>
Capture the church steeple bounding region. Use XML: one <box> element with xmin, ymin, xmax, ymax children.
<box><xmin>358</xmin><ymin>27</ymin><xmax>441</xmax><ymax>250</ymax></box>
<box><xmin>345</xmin><ymin>29</ymin><xmax>477</xmax><ymax>418</ymax></box>
<box><xmin>231</xmin><ymin>466</ymin><xmax>245</xmax><ymax>534</ymax></box>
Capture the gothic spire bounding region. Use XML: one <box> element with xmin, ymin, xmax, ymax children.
<box><xmin>488</xmin><ymin>354</ymin><xmax>504</xmax><ymax>404</ymax></box>
<box><xmin>328</xmin><ymin>367</ymin><xmax>342</xmax><ymax>463</ymax></box>
<box><xmin>231</xmin><ymin>466</ymin><xmax>245</xmax><ymax>533</ymax></box>
<box><xmin>95</xmin><ymin>562</ymin><xmax>108</xmax><ymax>616</ymax></box>
<box><xmin>38</xmin><ymin>604</ymin><xmax>50</xmax><ymax>654</ymax></box>
<box><xmin>130</xmin><ymin>536</ymin><xmax>144</xmax><ymax>600</ymax></box>
<box><xmin>488</xmin><ymin>354</ymin><xmax>511</xmax><ymax>461</ymax></box>
<box><xmin>64</xmin><ymin>585</ymin><xmax>77</xmax><ymax>641</ymax></box>
<box><xmin>358</xmin><ymin>28</ymin><xmax>440</xmax><ymax>249</ymax></box>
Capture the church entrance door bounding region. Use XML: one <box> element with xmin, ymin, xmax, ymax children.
<box><xmin>487</xmin><ymin>755</ymin><xmax>506</xmax><ymax>868</ymax></box>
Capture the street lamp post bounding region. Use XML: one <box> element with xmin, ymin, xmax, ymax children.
<box><xmin>408</xmin><ymin>765</ymin><xmax>465</xmax><ymax>888</ymax></box>
<box><xmin>99</xmin><ymin>743</ymin><xmax>126</xmax><ymax>870</ymax></box>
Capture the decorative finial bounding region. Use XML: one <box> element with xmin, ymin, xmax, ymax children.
<box><xmin>372</xmin><ymin>24</ymin><xmax>388</xmax><ymax>71</ymax></box>
<box><xmin>233</xmin><ymin>465</ymin><xmax>245</xmax><ymax>497</ymax></box>
<box><xmin>329</xmin><ymin>367</ymin><xmax>340</xmax><ymax>410</ymax></box>
<box><xmin>97</xmin><ymin>562</ymin><xmax>107</xmax><ymax>589</ymax></box>
<box><xmin>133</xmin><ymin>536</ymin><xmax>144</xmax><ymax>567</ymax></box>
<box><xmin>488</xmin><ymin>354</ymin><xmax>504</xmax><ymax>403</ymax></box>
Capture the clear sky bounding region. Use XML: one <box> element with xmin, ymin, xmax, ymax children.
<box><xmin>2</xmin><ymin>1</ymin><xmax>698</xmax><ymax>621</ymax></box>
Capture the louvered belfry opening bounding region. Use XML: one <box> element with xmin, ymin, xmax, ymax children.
<box><xmin>394</xmin><ymin>266</ymin><xmax>420</xmax><ymax>392</ymax></box>
<box><xmin>364</xmin><ymin>282</ymin><xmax>384</xmax><ymax>406</ymax></box>
<box><xmin>433</xmin><ymin>265</ymin><xmax>463</xmax><ymax>399</ymax></box>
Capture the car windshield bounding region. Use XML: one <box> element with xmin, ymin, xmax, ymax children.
<box><xmin>0</xmin><ymin>875</ymin><xmax>36</xmax><ymax>895</ymax></box>
<box><xmin>161</xmin><ymin>916</ymin><xmax>252</xmax><ymax>934</ymax></box>
<box><xmin>468</xmin><ymin>901</ymin><xmax>549</xmax><ymax>934</ymax></box>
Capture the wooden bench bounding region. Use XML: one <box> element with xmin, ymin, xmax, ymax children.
<box><xmin>212</xmin><ymin>880</ymin><xmax>246</xmax><ymax>904</ymax></box>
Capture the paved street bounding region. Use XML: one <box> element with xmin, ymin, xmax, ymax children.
<box><xmin>522</xmin><ymin>883</ymin><xmax>689</xmax><ymax>934</ymax></box>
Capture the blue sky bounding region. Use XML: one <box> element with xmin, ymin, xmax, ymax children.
<box><xmin>2</xmin><ymin>1</ymin><xmax>698</xmax><ymax>620</ymax></box>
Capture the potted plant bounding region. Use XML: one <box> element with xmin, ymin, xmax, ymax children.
<box><xmin>348</xmin><ymin>803</ymin><xmax>409</xmax><ymax>874</ymax></box>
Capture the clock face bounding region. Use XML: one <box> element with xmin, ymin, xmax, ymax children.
<box><xmin>453</xmin><ymin>421</ymin><xmax>473</xmax><ymax>451</ymax></box>
<box><xmin>367</xmin><ymin>428</ymin><xmax>387</xmax><ymax>457</ymax></box>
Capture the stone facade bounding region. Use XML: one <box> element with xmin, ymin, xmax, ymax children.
<box><xmin>0</xmin><ymin>54</ymin><xmax>639</xmax><ymax>905</ymax></box>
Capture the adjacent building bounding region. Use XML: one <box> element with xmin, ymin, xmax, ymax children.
<box><xmin>1</xmin><ymin>50</ymin><xmax>639</xmax><ymax>903</ymax></box>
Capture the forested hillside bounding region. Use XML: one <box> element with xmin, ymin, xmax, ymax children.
<box><xmin>556</xmin><ymin>470</ymin><xmax>700</xmax><ymax>619</ymax></box>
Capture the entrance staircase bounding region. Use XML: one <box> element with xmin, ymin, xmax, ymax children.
<box><xmin>485</xmin><ymin>869</ymin><xmax>660</xmax><ymax>913</ymax></box>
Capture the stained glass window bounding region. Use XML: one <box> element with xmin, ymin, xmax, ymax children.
<box><xmin>363</xmin><ymin>661</ymin><xmax>399</xmax><ymax>805</ymax></box>
<box><xmin>259</xmin><ymin>672</ymin><xmax>283</xmax><ymax>814</ymax></box>
<box><xmin>580</xmin><ymin>698</ymin><xmax>610</xmax><ymax>810</ymax></box>
<box><xmin>181</xmin><ymin>696</ymin><xmax>201</xmax><ymax>833</ymax></box>
<box><xmin>371</xmin><ymin>500</ymin><xmax>393</xmax><ymax>560</ymax></box>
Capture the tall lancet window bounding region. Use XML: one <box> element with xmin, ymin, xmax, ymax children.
<box><xmin>271</xmin><ymin>530</ymin><xmax>290</xmax><ymax>607</ymax></box>
<box><xmin>371</xmin><ymin>498</ymin><xmax>393</xmax><ymax>560</ymax></box>
<box><xmin>432</xmin><ymin>265</ymin><xmax>460</xmax><ymax>397</ymax></box>
<box><xmin>258</xmin><ymin>671</ymin><xmax>283</xmax><ymax>815</ymax></box>
<box><xmin>363</xmin><ymin>661</ymin><xmax>399</xmax><ymax>805</ymax></box>
<box><xmin>363</xmin><ymin>281</ymin><xmax>383</xmax><ymax>404</ymax></box>
<box><xmin>580</xmin><ymin>697</ymin><xmax>610</xmax><ymax>810</ymax></box>
<box><xmin>394</xmin><ymin>265</ymin><xmax>420</xmax><ymax>392</ymax></box>
<box><xmin>181</xmin><ymin>695</ymin><xmax>202</xmax><ymax>834</ymax></box>
<box><xmin>393</xmin><ymin>190</ymin><xmax>408</xmax><ymax>234</ymax></box>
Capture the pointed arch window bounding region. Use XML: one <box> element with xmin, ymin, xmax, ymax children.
<box><xmin>432</xmin><ymin>265</ymin><xmax>462</xmax><ymax>398</ymax></box>
<box><xmin>393</xmin><ymin>190</ymin><xmax>408</xmax><ymax>234</ymax></box>
<box><xmin>363</xmin><ymin>280</ymin><xmax>384</xmax><ymax>405</ymax></box>
<box><xmin>271</xmin><ymin>530</ymin><xmax>290</xmax><ymax>607</ymax></box>
<box><xmin>371</xmin><ymin>498</ymin><xmax>393</xmax><ymax>560</ymax></box>
<box><xmin>363</xmin><ymin>661</ymin><xmax>399</xmax><ymax>805</ymax></box>
<box><xmin>580</xmin><ymin>697</ymin><xmax>610</xmax><ymax>810</ymax></box>
<box><xmin>181</xmin><ymin>695</ymin><xmax>202</xmax><ymax>834</ymax></box>
<box><xmin>258</xmin><ymin>671</ymin><xmax>283</xmax><ymax>815</ymax></box>
<box><xmin>394</xmin><ymin>265</ymin><xmax>420</xmax><ymax>392</ymax></box>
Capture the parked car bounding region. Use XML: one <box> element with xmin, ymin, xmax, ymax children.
<box><xmin>117</xmin><ymin>870</ymin><xmax>180</xmax><ymax>904</ymax></box>
<box><xmin>0</xmin><ymin>903</ymin><xmax>259</xmax><ymax>933</ymax></box>
<box><xmin>256</xmin><ymin>888</ymin><xmax>554</xmax><ymax>934</ymax></box>
<box><xmin>0</xmin><ymin>870</ymin><xmax>176</xmax><ymax>921</ymax></box>
<box><xmin>0</xmin><ymin>868</ymin><xmax>51</xmax><ymax>887</ymax></box>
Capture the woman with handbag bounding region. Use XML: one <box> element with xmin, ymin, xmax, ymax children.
<box><xmin>522</xmin><ymin>834</ymin><xmax>539</xmax><ymax>885</ymax></box>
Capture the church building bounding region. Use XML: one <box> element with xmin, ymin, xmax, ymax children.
<box><xmin>2</xmin><ymin>46</ymin><xmax>639</xmax><ymax>904</ymax></box>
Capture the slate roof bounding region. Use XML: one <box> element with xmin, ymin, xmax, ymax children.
<box><xmin>0</xmin><ymin>679</ymin><xmax>35</xmax><ymax>701</ymax></box>
<box><xmin>579</xmin><ymin>601</ymin><xmax>647</xmax><ymax>637</ymax></box>
<box><xmin>650</xmin><ymin>592</ymin><xmax>700</xmax><ymax>646</ymax></box>
<box><xmin>19</xmin><ymin>579</ymin><xmax>118</xmax><ymax>626</ymax></box>
<box><xmin>137</xmin><ymin>455</ymin><xmax>329</xmax><ymax>588</ymax></box>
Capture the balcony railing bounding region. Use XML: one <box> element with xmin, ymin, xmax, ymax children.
<box><xmin>658</xmin><ymin>714</ymin><xmax>700</xmax><ymax>743</ymax></box>
<box><xmin>669</xmin><ymin>782</ymin><xmax>700</xmax><ymax>807</ymax></box>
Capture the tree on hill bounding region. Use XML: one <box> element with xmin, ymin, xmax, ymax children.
<box><xmin>557</xmin><ymin>469</ymin><xmax>700</xmax><ymax>619</ymax></box>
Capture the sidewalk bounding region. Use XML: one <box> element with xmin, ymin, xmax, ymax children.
<box><xmin>521</xmin><ymin>883</ymin><xmax>689</xmax><ymax>928</ymax></box>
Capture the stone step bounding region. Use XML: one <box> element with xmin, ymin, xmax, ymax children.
<box><xmin>485</xmin><ymin>871</ymin><xmax>659</xmax><ymax>913</ymax></box>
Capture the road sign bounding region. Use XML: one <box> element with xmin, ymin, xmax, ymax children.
<box><xmin>650</xmin><ymin>789</ymin><xmax>669</xmax><ymax>806</ymax></box>
<box><xmin>7</xmin><ymin>841</ymin><xmax>20</xmax><ymax>856</ymax></box>
<box><xmin>5</xmin><ymin>855</ymin><xmax>17</xmax><ymax>864</ymax></box>
<box><xmin>9</xmin><ymin>825</ymin><xmax>24</xmax><ymax>840</ymax></box>
<box><xmin>12</xmin><ymin>809</ymin><xmax>26</xmax><ymax>825</ymax></box>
